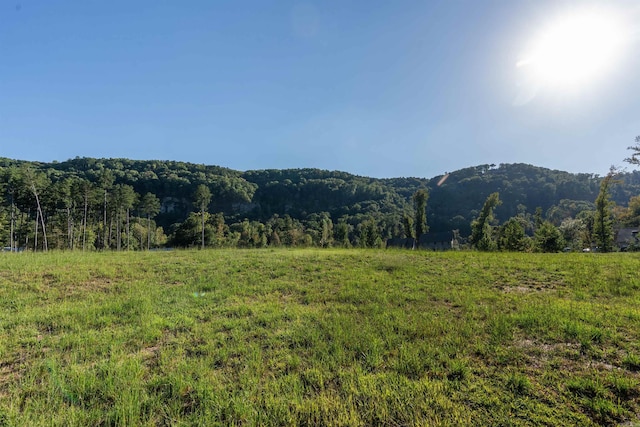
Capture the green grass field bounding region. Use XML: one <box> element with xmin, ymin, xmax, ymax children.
<box><xmin>0</xmin><ymin>249</ymin><xmax>639</xmax><ymax>426</ymax></box>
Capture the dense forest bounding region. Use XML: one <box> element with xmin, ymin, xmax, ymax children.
<box><xmin>1</xmin><ymin>157</ymin><xmax>639</xmax><ymax>251</ymax></box>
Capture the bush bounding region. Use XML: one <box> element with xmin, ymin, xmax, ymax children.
<box><xmin>534</xmin><ymin>221</ymin><xmax>565</xmax><ymax>253</ymax></box>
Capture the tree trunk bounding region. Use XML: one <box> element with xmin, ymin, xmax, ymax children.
<box><xmin>35</xmin><ymin>192</ymin><xmax>48</xmax><ymax>252</ymax></box>
<box><xmin>34</xmin><ymin>212</ymin><xmax>38</xmax><ymax>252</ymax></box>
<box><xmin>103</xmin><ymin>189</ymin><xmax>108</xmax><ymax>250</ymax></box>
<box><xmin>108</xmin><ymin>215</ymin><xmax>114</xmax><ymax>250</ymax></box>
<box><xmin>22</xmin><ymin>210</ymin><xmax>29</xmax><ymax>250</ymax></box>
<box><xmin>201</xmin><ymin>208</ymin><xmax>205</xmax><ymax>250</ymax></box>
<box><xmin>67</xmin><ymin>206</ymin><xmax>73</xmax><ymax>250</ymax></box>
<box><xmin>116</xmin><ymin>211</ymin><xmax>121</xmax><ymax>251</ymax></box>
<box><xmin>10</xmin><ymin>197</ymin><xmax>15</xmax><ymax>252</ymax></box>
<box><xmin>82</xmin><ymin>191</ymin><xmax>88</xmax><ymax>251</ymax></box>
<box><xmin>126</xmin><ymin>208</ymin><xmax>130</xmax><ymax>250</ymax></box>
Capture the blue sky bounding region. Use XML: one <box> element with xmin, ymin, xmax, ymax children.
<box><xmin>1</xmin><ymin>1</ymin><xmax>639</xmax><ymax>178</ymax></box>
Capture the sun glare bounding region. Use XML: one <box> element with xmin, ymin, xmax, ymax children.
<box><xmin>518</xmin><ymin>7</ymin><xmax>628</xmax><ymax>91</ymax></box>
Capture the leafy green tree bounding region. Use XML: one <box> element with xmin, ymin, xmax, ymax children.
<box><xmin>121</xmin><ymin>217</ymin><xmax>162</xmax><ymax>250</ymax></box>
<box><xmin>498</xmin><ymin>217</ymin><xmax>529</xmax><ymax>252</ymax></box>
<box><xmin>194</xmin><ymin>184</ymin><xmax>212</xmax><ymax>249</ymax></box>
<box><xmin>470</xmin><ymin>192</ymin><xmax>501</xmax><ymax>251</ymax></box>
<box><xmin>131</xmin><ymin>221</ymin><xmax>148</xmax><ymax>250</ymax></box>
<box><xmin>546</xmin><ymin>199</ymin><xmax>595</xmax><ymax>225</ymax></box>
<box><xmin>533</xmin><ymin>207</ymin><xmax>544</xmax><ymax>230</ymax></box>
<box><xmin>75</xmin><ymin>178</ymin><xmax>96</xmax><ymax>251</ymax></box>
<box><xmin>412</xmin><ymin>189</ymin><xmax>429</xmax><ymax>238</ymax></box>
<box><xmin>171</xmin><ymin>212</ymin><xmax>211</xmax><ymax>247</ymax></box>
<box><xmin>1</xmin><ymin>167</ymin><xmax>20</xmax><ymax>251</ymax></box>
<box><xmin>209</xmin><ymin>213</ymin><xmax>228</xmax><ymax>247</ymax></box>
<box><xmin>358</xmin><ymin>218</ymin><xmax>381</xmax><ymax>248</ymax></box>
<box><xmin>236</xmin><ymin>220</ymin><xmax>266</xmax><ymax>248</ymax></box>
<box><xmin>319</xmin><ymin>215</ymin><xmax>333</xmax><ymax>248</ymax></box>
<box><xmin>287</xmin><ymin>226</ymin><xmax>312</xmax><ymax>247</ymax></box>
<box><xmin>139</xmin><ymin>193</ymin><xmax>161</xmax><ymax>250</ymax></box>
<box><xmin>558</xmin><ymin>218</ymin><xmax>586</xmax><ymax>251</ymax></box>
<box><xmin>534</xmin><ymin>221</ymin><xmax>564</xmax><ymax>252</ymax></box>
<box><xmin>154</xmin><ymin>226</ymin><xmax>168</xmax><ymax>247</ymax></box>
<box><xmin>265</xmin><ymin>214</ymin><xmax>310</xmax><ymax>247</ymax></box>
<box><xmin>305</xmin><ymin>212</ymin><xmax>334</xmax><ymax>247</ymax></box>
<box><xmin>334</xmin><ymin>218</ymin><xmax>351</xmax><ymax>247</ymax></box>
<box><xmin>576</xmin><ymin>210</ymin><xmax>595</xmax><ymax>249</ymax></box>
<box><xmin>402</xmin><ymin>213</ymin><xmax>414</xmax><ymax>239</ymax></box>
<box><xmin>269</xmin><ymin>230</ymin><xmax>281</xmax><ymax>247</ymax></box>
<box><xmin>619</xmin><ymin>195</ymin><xmax>640</xmax><ymax>227</ymax></box>
<box><xmin>112</xmin><ymin>184</ymin><xmax>138</xmax><ymax>250</ymax></box>
<box><xmin>593</xmin><ymin>168</ymin><xmax>618</xmax><ymax>252</ymax></box>
<box><xmin>52</xmin><ymin>177</ymin><xmax>76</xmax><ymax>249</ymax></box>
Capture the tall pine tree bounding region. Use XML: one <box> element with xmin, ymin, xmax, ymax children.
<box><xmin>593</xmin><ymin>168</ymin><xmax>618</xmax><ymax>252</ymax></box>
<box><xmin>412</xmin><ymin>189</ymin><xmax>429</xmax><ymax>241</ymax></box>
<box><xmin>139</xmin><ymin>193</ymin><xmax>161</xmax><ymax>250</ymax></box>
<box><xmin>194</xmin><ymin>184</ymin><xmax>212</xmax><ymax>250</ymax></box>
<box><xmin>470</xmin><ymin>192</ymin><xmax>501</xmax><ymax>251</ymax></box>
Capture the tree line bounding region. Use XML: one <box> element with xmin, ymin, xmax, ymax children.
<box><xmin>0</xmin><ymin>166</ymin><xmax>164</xmax><ymax>251</ymax></box>
<box><xmin>0</xmin><ymin>143</ymin><xmax>639</xmax><ymax>252</ymax></box>
<box><xmin>464</xmin><ymin>138</ymin><xmax>640</xmax><ymax>252</ymax></box>
<box><xmin>0</xmin><ymin>164</ymin><xmax>397</xmax><ymax>251</ymax></box>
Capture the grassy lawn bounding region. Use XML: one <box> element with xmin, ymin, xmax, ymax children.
<box><xmin>0</xmin><ymin>249</ymin><xmax>639</xmax><ymax>426</ymax></box>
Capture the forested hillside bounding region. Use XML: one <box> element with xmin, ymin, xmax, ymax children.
<box><xmin>1</xmin><ymin>157</ymin><xmax>639</xmax><ymax>251</ymax></box>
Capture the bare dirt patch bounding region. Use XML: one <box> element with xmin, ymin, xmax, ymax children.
<box><xmin>515</xmin><ymin>338</ymin><xmax>582</xmax><ymax>369</ymax></box>
<box><xmin>0</xmin><ymin>355</ymin><xmax>27</xmax><ymax>397</ymax></box>
<box><xmin>499</xmin><ymin>281</ymin><xmax>558</xmax><ymax>293</ymax></box>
